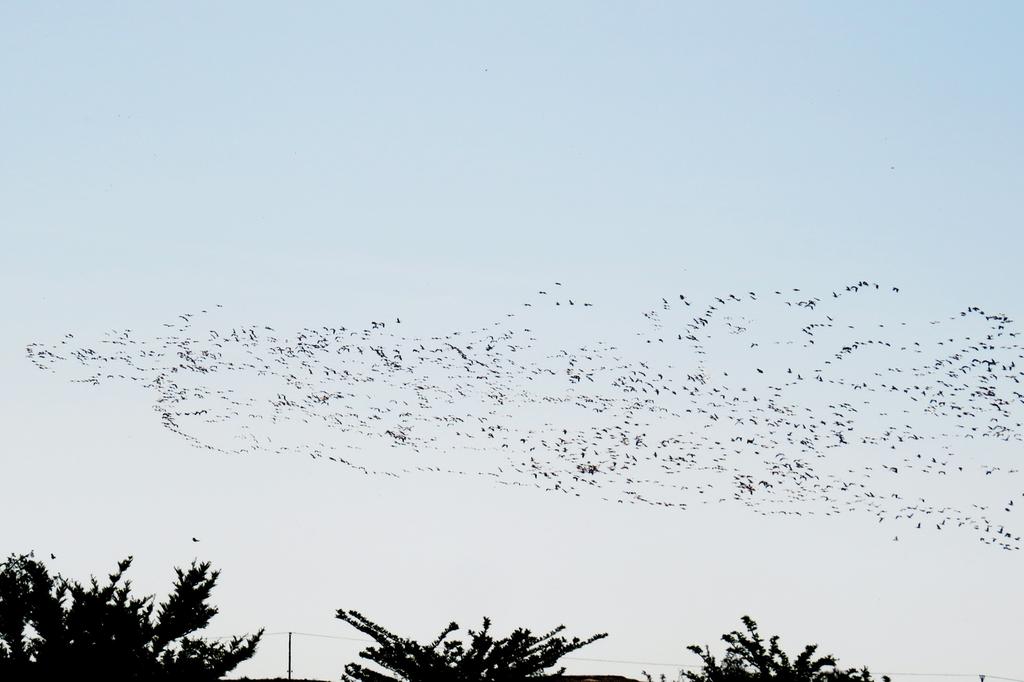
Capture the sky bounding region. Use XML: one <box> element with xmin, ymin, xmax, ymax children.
<box><xmin>2</xmin><ymin>2</ymin><xmax>1023</xmax><ymax>680</ymax></box>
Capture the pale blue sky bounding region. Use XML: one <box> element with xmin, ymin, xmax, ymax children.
<box><xmin>2</xmin><ymin>3</ymin><xmax>1023</xmax><ymax>680</ymax></box>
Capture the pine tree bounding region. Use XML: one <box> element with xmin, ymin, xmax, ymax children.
<box><xmin>644</xmin><ymin>616</ymin><xmax>888</xmax><ymax>682</ymax></box>
<box><xmin>337</xmin><ymin>608</ymin><xmax>607</xmax><ymax>682</ymax></box>
<box><xmin>0</xmin><ymin>552</ymin><xmax>262</xmax><ymax>681</ymax></box>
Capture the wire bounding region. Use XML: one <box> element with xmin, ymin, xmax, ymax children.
<box><xmin>264</xmin><ymin>631</ymin><xmax>371</xmax><ymax>643</ymax></box>
<box><xmin>564</xmin><ymin>656</ymin><xmax>699</xmax><ymax>668</ymax></box>
<box><xmin>879</xmin><ymin>676</ymin><xmax>1023</xmax><ymax>682</ymax></box>
<box><xmin>220</xmin><ymin>630</ymin><xmax>1024</xmax><ymax>682</ymax></box>
<box><xmin>876</xmin><ymin>671</ymin><xmax>978</xmax><ymax>675</ymax></box>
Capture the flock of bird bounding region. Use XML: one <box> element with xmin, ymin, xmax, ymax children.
<box><xmin>26</xmin><ymin>281</ymin><xmax>1023</xmax><ymax>550</ymax></box>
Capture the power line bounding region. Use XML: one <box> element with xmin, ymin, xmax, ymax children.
<box><xmin>879</xmin><ymin>676</ymin><xmax>1024</xmax><ymax>682</ymax></box>
<box><xmin>854</xmin><ymin>673</ymin><xmax>1024</xmax><ymax>682</ymax></box>
<box><xmin>563</xmin><ymin>655</ymin><xmax>698</xmax><ymax>668</ymax></box>
<box><xmin>222</xmin><ymin>630</ymin><xmax>1024</xmax><ymax>682</ymax></box>
<box><xmin>264</xmin><ymin>631</ymin><xmax>370</xmax><ymax>643</ymax></box>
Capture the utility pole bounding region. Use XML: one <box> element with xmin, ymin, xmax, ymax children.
<box><xmin>287</xmin><ymin>631</ymin><xmax>292</xmax><ymax>680</ymax></box>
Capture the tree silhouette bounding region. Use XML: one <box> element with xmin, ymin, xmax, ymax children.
<box><xmin>645</xmin><ymin>616</ymin><xmax>888</xmax><ymax>682</ymax></box>
<box><xmin>336</xmin><ymin>608</ymin><xmax>608</xmax><ymax>681</ymax></box>
<box><xmin>0</xmin><ymin>552</ymin><xmax>262</xmax><ymax>681</ymax></box>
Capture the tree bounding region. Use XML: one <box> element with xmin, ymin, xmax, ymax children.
<box><xmin>336</xmin><ymin>608</ymin><xmax>608</xmax><ymax>681</ymax></box>
<box><xmin>0</xmin><ymin>552</ymin><xmax>262</xmax><ymax>681</ymax></box>
<box><xmin>644</xmin><ymin>616</ymin><xmax>888</xmax><ymax>682</ymax></box>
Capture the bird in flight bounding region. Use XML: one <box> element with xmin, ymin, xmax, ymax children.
<box><xmin>27</xmin><ymin>279</ymin><xmax>1024</xmax><ymax>552</ymax></box>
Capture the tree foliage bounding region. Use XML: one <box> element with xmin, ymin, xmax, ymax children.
<box><xmin>336</xmin><ymin>608</ymin><xmax>608</xmax><ymax>682</ymax></box>
<box><xmin>0</xmin><ymin>552</ymin><xmax>262</xmax><ymax>681</ymax></box>
<box><xmin>645</xmin><ymin>616</ymin><xmax>888</xmax><ymax>682</ymax></box>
